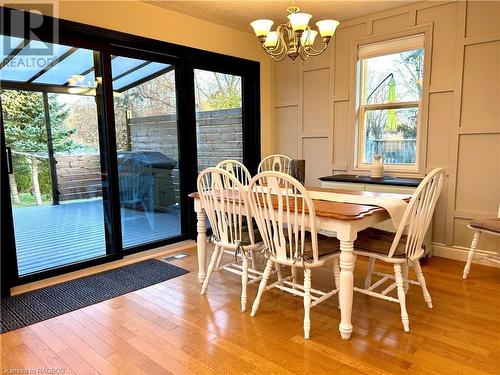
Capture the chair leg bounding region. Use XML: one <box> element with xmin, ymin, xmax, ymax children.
<box><xmin>463</xmin><ymin>231</ymin><xmax>481</xmax><ymax>279</ymax></box>
<box><xmin>241</xmin><ymin>252</ymin><xmax>249</xmax><ymax>312</ymax></box>
<box><xmin>365</xmin><ymin>258</ymin><xmax>375</xmax><ymax>289</ymax></box>
<box><xmin>291</xmin><ymin>266</ymin><xmax>297</xmax><ymax>290</ymax></box>
<box><xmin>250</xmin><ymin>260</ymin><xmax>274</xmax><ymax>317</ymax></box>
<box><xmin>402</xmin><ymin>262</ymin><xmax>409</xmax><ymax>294</ymax></box>
<box><xmin>250</xmin><ymin>251</ymin><xmax>257</xmax><ymax>270</ymax></box>
<box><xmin>275</xmin><ymin>263</ymin><xmax>283</xmax><ymax>281</ymax></box>
<box><xmin>216</xmin><ymin>249</ymin><xmax>225</xmax><ymax>269</ymax></box>
<box><xmin>413</xmin><ymin>259</ymin><xmax>433</xmax><ymax>309</ymax></box>
<box><xmin>201</xmin><ymin>245</ymin><xmax>221</xmax><ymax>295</ymax></box>
<box><xmin>303</xmin><ymin>268</ymin><xmax>312</xmax><ymax>339</ymax></box>
<box><xmin>394</xmin><ymin>264</ymin><xmax>410</xmax><ymax>332</ymax></box>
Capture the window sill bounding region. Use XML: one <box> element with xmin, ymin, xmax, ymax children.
<box><xmin>350</xmin><ymin>166</ymin><xmax>425</xmax><ymax>179</ymax></box>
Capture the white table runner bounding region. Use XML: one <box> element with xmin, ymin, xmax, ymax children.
<box><xmin>308</xmin><ymin>190</ymin><xmax>408</xmax><ymax>227</ymax></box>
<box><xmin>245</xmin><ymin>185</ymin><xmax>409</xmax><ymax>227</ymax></box>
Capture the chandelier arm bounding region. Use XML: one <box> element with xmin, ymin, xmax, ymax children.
<box><xmin>261</xmin><ymin>23</ymin><xmax>288</xmax><ymax>58</ymax></box>
<box><xmin>304</xmin><ymin>43</ymin><xmax>329</xmax><ymax>56</ymax></box>
<box><xmin>261</xmin><ymin>42</ymin><xmax>284</xmax><ymax>57</ymax></box>
<box><xmin>261</xmin><ymin>42</ymin><xmax>286</xmax><ymax>59</ymax></box>
<box><xmin>269</xmin><ymin>53</ymin><xmax>288</xmax><ymax>62</ymax></box>
<box><xmin>298</xmin><ymin>47</ymin><xmax>309</xmax><ymax>61</ymax></box>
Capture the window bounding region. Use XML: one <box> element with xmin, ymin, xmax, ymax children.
<box><xmin>356</xmin><ymin>35</ymin><xmax>425</xmax><ymax>171</ymax></box>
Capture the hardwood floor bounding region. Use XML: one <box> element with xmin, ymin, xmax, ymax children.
<box><xmin>2</xmin><ymin>246</ymin><xmax>499</xmax><ymax>374</ymax></box>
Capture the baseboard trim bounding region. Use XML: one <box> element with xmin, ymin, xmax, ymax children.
<box><xmin>432</xmin><ymin>242</ymin><xmax>500</xmax><ymax>268</ymax></box>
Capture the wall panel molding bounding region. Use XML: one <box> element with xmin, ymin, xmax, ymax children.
<box><xmin>445</xmin><ymin>0</ymin><xmax>467</xmax><ymax>246</ymax></box>
<box><xmin>429</xmin><ymin>86</ymin><xmax>454</xmax><ymax>94</ymax></box>
<box><xmin>458</xmin><ymin>129</ymin><xmax>500</xmax><ymax>135</ymax></box>
<box><xmin>464</xmin><ymin>32</ymin><xmax>500</xmax><ymax>46</ymax></box>
<box><xmin>274</xmin><ymin>101</ymin><xmax>299</xmax><ymax>109</ymax></box>
<box><xmin>273</xmin><ymin>0</ymin><xmax>500</xmax><ymax>258</ymax></box>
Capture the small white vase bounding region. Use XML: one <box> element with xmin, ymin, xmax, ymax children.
<box><xmin>370</xmin><ymin>155</ymin><xmax>384</xmax><ymax>178</ymax></box>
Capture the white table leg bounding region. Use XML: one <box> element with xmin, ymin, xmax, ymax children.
<box><xmin>337</xmin><ymin>226</ymin><xmax>357</xmax><ymax>340</ymax></box>
<box><xmin>196</xmin><ymin>208</ymin><xmax>208</xmax><ymax>283</ymax></box>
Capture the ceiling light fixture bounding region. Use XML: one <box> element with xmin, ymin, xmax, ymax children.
<box><xmin>250</xmin><ymin>6</ymin><xmax>339</xmax><ymax>62</ymax></box>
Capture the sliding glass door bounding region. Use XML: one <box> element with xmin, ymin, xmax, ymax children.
<box><xmin>111</xmin><ymin>54</ymin><xmax>182</xmax><ymax>249</ymax></box>
<box><xmin>0</xmin><ymin>36</ymin><xmax>112</xmax><ymax>276</ymax></box>
<box><xmin>194</xmin><ymin>69</ymin><xmax>243</xmax><ymax>172</ymax></box>
<box><xmin>0</xmin><ymin>6</ymin><xmax>260</xmax><ymax>290</ymax></box>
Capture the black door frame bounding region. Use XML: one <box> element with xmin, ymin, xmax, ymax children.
<box><xmin>0</xmin><ymin>6</ymin><xmax>261</xmax><ymax>292</ymax></box>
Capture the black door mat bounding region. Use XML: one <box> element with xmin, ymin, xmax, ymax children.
<box><xmin>1</xmin><ymin>259</ymin><xmax>189</xmax><ymax>333</ymax></box>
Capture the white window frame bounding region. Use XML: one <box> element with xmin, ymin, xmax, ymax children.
<box><xmin>350</xmin><ymin>27</ymin><xmax>432</xmax><ymax>177</ymax></box>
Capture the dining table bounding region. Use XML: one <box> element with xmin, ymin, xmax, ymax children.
<box><xmin>189</xmin><ymin>186</ymin><xmax>411</xmax><ymax>340</ymax></box>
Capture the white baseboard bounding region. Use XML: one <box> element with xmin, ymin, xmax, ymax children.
<box><xmin>432</xmin><ymin>242</ymin><xmax>500</xmax><ymax>268</ymax></box>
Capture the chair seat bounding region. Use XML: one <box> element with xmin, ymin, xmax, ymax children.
<box><xmin>354</xmin><ymin>228</ymin><xmax>407</xmax><ymax>258</ymax></box>
<box><xmin>303</xmin><ymin>235</ymin><xmax>340</xmax><ymax>259</ymax></box>
<box><xmin>470</xmin><ymin>218</ymin><xmax>500</xmax><ymax>234</ymax></box>
<box><xmin>241</xmin><ymin>227</ymin><xmax>262</xmax><ymax>245</ymax></box>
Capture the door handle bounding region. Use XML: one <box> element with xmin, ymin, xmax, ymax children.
<box><xmin>6</xmin><ymin>147</ymin><xmax>13</xmax><ymax>174</ymax></box>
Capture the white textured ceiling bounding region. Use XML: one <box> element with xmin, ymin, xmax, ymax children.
<box><xmin>147</xmin><ymin>1</ymin><xmax>419</xmax><ymax>32</ymax></box>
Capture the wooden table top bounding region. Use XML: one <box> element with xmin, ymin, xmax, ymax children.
<box><xmin>189</xmin><ymin>187</ymin><xmax>411</xmax><ymax>221</ymax></box>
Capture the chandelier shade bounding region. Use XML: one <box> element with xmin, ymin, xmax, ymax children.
<box><xmin>250</xmin><ymin>19</ymin><xmax>274</xmax><ymax>38</ymax></box>
<box><xmin>264</xmin><ymin>31</ymin><xmax>279</xmax><ymax>48</ymax></box>
<box><xmin>287</xmin><ymin>12</ymin><xmax>312</xmax><ymax>31</ymax></box>
<box><xmin>300</xmin><ymin>29</ymin><xmax>318</xmax><ymax>47</ymax></box>
<box><xmin>316</xmin><ymin>20</ymin><xmax>340</xmax><ymax>37</ymax></box>
<box><xmin>250</xmin><ymin>6</ymin><xmax>339</xmax><ymax>62</ymax></box>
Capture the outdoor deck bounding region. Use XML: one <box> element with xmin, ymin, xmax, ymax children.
<box><xmin>12</xmin><ymin>199</ymin><xmax>181</xmax><ymax>276</ymax></box>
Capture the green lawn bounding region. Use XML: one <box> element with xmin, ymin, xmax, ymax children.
<box><xmin>12</xmin><ymin>193</ymin><xmax>52</xmax><ymax>209</ymax></box>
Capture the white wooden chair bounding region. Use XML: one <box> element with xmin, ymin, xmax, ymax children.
<box><xmin>463</xmin><ymin>204</ymin><xmax>500</xmax><ymax>279</ymax></box>
<box><xmin>197</xmin><ymin>167</ymin><xmax>264</xmax><ymax>312</ymax></box>
<box><xmin>215</xmin><ymin>159</ymin><xmax>258</xmax><ymax>270</ymax></box>
<box><xmin>257</xmin><ymin>154</ymin><xmax>292</xmax><ymax>175</ymax></box>
<box><xmin>216</xmin><ymin>159</ymin><xmax>252</xmax><ymax>186</ymax></box>
<box><xmin>247</xmin><ymin>171</ymin><xmax>341</xmax><ymax>339</ymax></box>
<box><xmin>354</xmin><ymin>168</ymin><xmax>446</xmax><ymax>332</ymax></box>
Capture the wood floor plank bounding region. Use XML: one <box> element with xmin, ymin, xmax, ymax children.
<box><xmin>2</xmin><ymin>248</ymin><xmax>500</xmax><ymax>375</ymax></box>
<box><xmin>47</xmin><ymin>323</ymin><xmax>119</xmax><ymax>374</ymax></box>
<box><xmin>15</xmin><ymin>328</ymin><xmax>76</xmax><ymax>375</ymax></box>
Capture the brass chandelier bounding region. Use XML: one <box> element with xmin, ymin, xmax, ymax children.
<box><xmin>250</xmin><ymin>6</ymin><xmax>339</xmax><ymax>62</ymax></box>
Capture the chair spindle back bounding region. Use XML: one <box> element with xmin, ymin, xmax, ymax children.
<box><xmin>257</xmin><ymin>154</ymin><xmax>292</xmax><ymax>175</ymax></box>
<box><xmin>216</xmin><ymin>159</ymin><xmax>252</xmax><ymax>186</ymax></box>
<box><xmin>248</xmin><ymin>171</ymin><xmax>319</xmax><ymax>263</ymax></box>
<box><xmin>197</xmin><ymin>167</ymin><xmax>255</xmax><ymax>247</ymax></box>
<box><xmin>389</xmin><ymin>168</ymin><xmax>446</xmax><ymax>258</ymax></box>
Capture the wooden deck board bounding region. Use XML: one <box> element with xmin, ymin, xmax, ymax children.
<box><xmin>12</xmin><ymin>199</ymin><xmax>181</xmax><ymax>275</ymax></box>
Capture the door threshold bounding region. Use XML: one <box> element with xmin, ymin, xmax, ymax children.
<box><xmin>11</xmin><ymin>240</ymin><xmax>195</xmax><ymax>295</ymax></box>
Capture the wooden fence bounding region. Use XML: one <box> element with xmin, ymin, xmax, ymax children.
<box><xmin>128</xmin><ymin>108</ymin><xmax>243</xmax><ymax>202</ymax></box>
<box><xmin>54</xmin><ymin>108</ymin><xmax>242</xmax><ymax>202</ymax></box>
<box><xmin>56</xmin><ymin>154</ymin><xmax>102</xmax><ymax>201</ymax></box>
<box><xmin>364</xmin><ymin>139</ymin><xmax>417</xmax><ymax>164</ymax></box>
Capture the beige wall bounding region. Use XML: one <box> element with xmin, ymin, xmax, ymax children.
<box><xmin>273</xmin><ymin>0</ymin><xmax>500</xmax><ymax>256</ymax></box>
<box><xmin>4</xmin><ymin>0</ymin><xmax>274</xmax><ymax>156</ymax></box>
